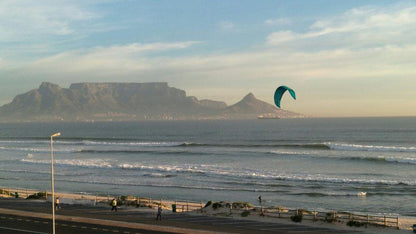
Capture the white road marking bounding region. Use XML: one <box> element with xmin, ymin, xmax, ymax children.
<box><xmin>0</xmin><ymin>226</ymin><xmax>48</xmax><ymax>234</ymax></box>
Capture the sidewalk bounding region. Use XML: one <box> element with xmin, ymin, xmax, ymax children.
<box><xmin>0</xmin><ymin>198</ymin><xmax>364</xmax><ymax>234</ymax></box>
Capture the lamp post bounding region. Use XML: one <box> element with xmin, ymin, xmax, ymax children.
<box><xmin>50</xmin><ymin>132</ymin><xmax>60</xmax><ymax>234</ymax></box>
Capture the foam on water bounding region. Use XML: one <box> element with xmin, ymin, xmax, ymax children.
<box><xmin>325</xmin><ymin>142</ymin><xmax>416</xmax><ymax>152</ymax></box>
<box><xmin>269</xmin><ymin>150</ymin><xmax>416</xmax><ymax>165</ymax></box>
<box><xmin>19</xmin><ymin>157</ymin><xmax>415</xmax><ymax>186</ymax></box>
<box><xmin>21</xmin><ymin>158</ymin><xmax>113</xmax><ymax>168</ymax></box>
<box><xmin>82</xmin><ymin>140</ymin><xmax>182</xmax><ymax>147</ymax></box>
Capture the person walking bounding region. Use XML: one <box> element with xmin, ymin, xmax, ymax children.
<box><xmin>111</xmin><ymin>198</ymin><xmax>117</xmax><ymax>212</ymax></box>
<box><xmin>55</xmin><ymin>197</ymin><xmax>61</xmax><ymax>210</ymax></box>
<box><xmin>156</xmin><ymin>205</ymin><xmax>162</xmax><ymax>221</ymax></box>
<box><xmin>258</xmin><ymin>195</ymin><xmax>264</xmax><ymax>216</ymax></box>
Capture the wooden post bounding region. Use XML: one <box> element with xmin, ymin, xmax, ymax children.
<box><xmin>397</xmin><ymin>216</ymin><xmax>399</xmax><ymax>229</ymax></box>
<box><xmin>278</xmin><ymin>208</ymin><xmax>281</xmax><ymax>218</ymax></box>
<box><xmin>186</xmin><ymin>200</ymin><xmax>189</xmax><ymax>212</ymax></box>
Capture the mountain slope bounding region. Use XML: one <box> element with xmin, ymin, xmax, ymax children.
<box><xmin>0</xmin><ymin>82</ymin><xmax>303</xmax><ymax>121</ymax></box>
<box><xmin>223</xmin><ymin>93</ymin><xmax>301</xmax><ymax>118</ymax></box>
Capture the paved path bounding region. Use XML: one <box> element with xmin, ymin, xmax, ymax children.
<box><xmin>0</xmin><ymin>198</ymin><xmax>360</xmax><ymax>233</ymax></box>
<box><xmin>0</xmin><ymin>213</ymin><xmax>171</xmax><ymax>234</ymax></box>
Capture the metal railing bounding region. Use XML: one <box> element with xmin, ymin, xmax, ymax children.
<box><xmin>0</xmin><ymin>186</ymin><xmax>402</xmax><ymax>229</ymax></box>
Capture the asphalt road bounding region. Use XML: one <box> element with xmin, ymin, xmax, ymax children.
<box><xmin>0</xmin><ymin>213</ymin><xmax>169</xmax><ymax>234</ymax></box>
<box><xmin>0</xmin><ymin>198</ymin><xmax>360</xmax><ymax>234</ymax></box>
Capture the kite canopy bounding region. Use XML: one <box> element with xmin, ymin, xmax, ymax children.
<box><xmin>274</xmin><ymin>86</ymin><xmax>296</xmax><ymax>108</ymax></box>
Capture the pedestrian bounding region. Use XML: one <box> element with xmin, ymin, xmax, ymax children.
<box><xmin>55</xmin><ymin>197</ymin><xmax>61</xmax><ymax>210</ymax></box>
<box><xmin>111</xmin><ymin>198</ymin><xmax>117</xmax><ymax>212</ymax></box>
<box><xmin>156</xmin><ymin>205</ymin><xmax>162</xmax><ymax>221</ymax></box>
<box><xmin>258</xmin><ymin>195</ymin><xmax>264</xmax><ymax>216</ymax></box>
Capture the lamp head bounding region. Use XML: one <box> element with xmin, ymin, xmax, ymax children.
<box><xmin>51</xmin><ymin>132</ymin><xmax>61</xmax><ymax>137</ymax></box>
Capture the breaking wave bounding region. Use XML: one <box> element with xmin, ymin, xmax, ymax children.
<box><xmin>325</xmin><ymin>142</ymin><xmax>416</xmax><ymax>153</ymax></box>
<box><xmin>19</xmin><ymin>158</ymin><xmax>415</xmax><ymax>186</ymax></box>
<box><xmin>269</xmin><ymin>150</ymin><xmax>416</xmax><ymax>165</ymax></box>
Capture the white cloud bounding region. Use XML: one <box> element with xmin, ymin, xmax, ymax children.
<box><xmin>267</xmin><ymin>4</ymin><xmax>416</xmax><ymax>48</ymax></box>
<box><xmin>0</xmin><ymin>0</ymin><xmax>98</xmax><ymax>42</ymax></box>
<box><xmin>1</xmin><ymin>3</ymin><xmax>416</xmax><ymax>117</ymax></box>
<box><xmin>89</xmin><ymin>41</ymin><xmax>201</xmax><ymax>57</ymax></box>
<box><xmin>219</xmin><ymin>21</ymin><xmax>236</xmax><ymax>31</ymax></box>
<box><xmin>266</xmin><ymin>31</ymin><xmax>298</xmax><ymax>45</ymax></box>
<box><xmin>264</xmin><ymin>18</ymin><xmax>291</xmax><ymax>26</ymax></box>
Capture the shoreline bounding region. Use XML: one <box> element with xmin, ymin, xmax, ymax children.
<box><xmin>1</xmin><ymin>186</ymin><xmax>415</xmax><ymax>232</ymax></box>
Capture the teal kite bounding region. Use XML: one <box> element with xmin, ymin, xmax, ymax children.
<box><xmin>274</xmin><ymin>86</ymin><xmax>296</xmax><ymax>108</ymax></box>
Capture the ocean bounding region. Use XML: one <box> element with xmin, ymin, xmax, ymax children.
<box><xmin>0</xmin><ymin>118</ymin><xmax>415</xmax><ymax>217</ymax></box>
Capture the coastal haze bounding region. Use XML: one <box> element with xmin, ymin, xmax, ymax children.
<box><xmin>0</xmin><ymin>82</ymin><xmax>302</xmax><ymax>121</ymax></box>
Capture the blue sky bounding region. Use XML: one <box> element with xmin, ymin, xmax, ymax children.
<box><xmin>0</xmin><ymin>0</ymin><xmax>415</xmax><ymax>117</ymax></box>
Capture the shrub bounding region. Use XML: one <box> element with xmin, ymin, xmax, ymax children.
<box><xmin>204</xmin><ymin>201</ymin><xmax>212</xmax><ymax>208</ymax></box>
<box><xmin>241</xmin><ymin>211</ymin><xmax>250</xmax><ymax>217</ymax></box>
<box><xmin>347</xmin><ymin>221</ymin><xmax>364</xmax><ymax>227</ymax></box>
<box><xmin>232</xmin><ymin>202</ymin><xmax>254</xmax><ymax>209</ymax></box>
<box><xmin>325</xmin><ymin>213</ymin><xmax>335</xmax><ymax>223</ymax></box>
<box><xmin>26</xmin><ymin>192</ymin><xmax>47</xmax><ymax>199</ymax></box>
<box><xmin>290</xmin><ymin>213</ymin><xmax>303</xmax><ymax>222</ymax></box>
<box><xmin>212</xmin><ymin>202</ymin><xmax>222</xmax><ymax>210</ymax></box>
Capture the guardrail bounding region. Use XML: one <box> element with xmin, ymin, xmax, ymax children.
<box><xmin>0</xmin><ymin>186</ymin><xmax>203</xmax><ymax>212</ymax></box>
<box><xmin>258</xmin><ymin>206</ymin><xmax>399</xmax><ymax>229</ymax></box>
<box><xmin>0</xmin><ymin>186</ymin><xmax>402</xmax><ymax>228</ymax></box>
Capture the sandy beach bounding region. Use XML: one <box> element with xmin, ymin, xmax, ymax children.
<box><xmin>1</xmin><ymin>187</ymin><xmax>415</xmax><ymax>233</ymax></box>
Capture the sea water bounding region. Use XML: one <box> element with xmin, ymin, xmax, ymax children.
<box><xmin>0</xmin><ymin>118</ymin><xmax>415</xmax><ymax>216</ymax></box>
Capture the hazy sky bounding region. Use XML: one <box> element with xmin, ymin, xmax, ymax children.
<box><xmin>0</xmin><ymin>0</ymin><xmax>415</xmax><ymax>117</ymax></box>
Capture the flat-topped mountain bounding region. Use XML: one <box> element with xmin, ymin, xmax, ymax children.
<box><xmin>0</xmin><ymin>82</ymin><xmax>303</xmax><ymax>121</ymax></box>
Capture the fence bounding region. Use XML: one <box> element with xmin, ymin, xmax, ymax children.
<box><xmin>258</xmin><ymin>206</ymin><xmax>399</xmax><ymax>229</ymax></box>
<box><xmin>0</xmin><ymin>186</ymin><xmax>203</xmax><ymax>212</ymax></box>
<box><xmin>0</xmin><ymin>186</ymin><xmax>401</xmax><ymax>228</ymax></box>
<box><xmin>134</xmin><ymin>197</ymin><xmax>203</xmax><ymax>212</ymax></box>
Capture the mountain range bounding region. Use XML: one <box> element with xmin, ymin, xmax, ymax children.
<box><xmin>0</xmin><ymin>82</ymin><xmax>303</xmax><ymax>122</ymax></box>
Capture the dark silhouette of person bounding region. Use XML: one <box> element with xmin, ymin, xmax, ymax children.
<box><xmin>156</xmin><ymin>205</ymin><xmax>162</xmax><ymax>221</ymax></box>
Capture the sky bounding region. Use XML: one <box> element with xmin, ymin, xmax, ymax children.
<box><xmin>0</xmin><ymin>0</ymin><xmax>415</xmax><ymax>117</ymax></box>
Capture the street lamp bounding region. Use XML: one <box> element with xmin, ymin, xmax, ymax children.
<box><xmin>50</xmin><ymin>132</ymin><xmax>60</xmax><ymax>234</ymax></box>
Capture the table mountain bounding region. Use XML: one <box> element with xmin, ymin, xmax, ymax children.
<box><xmin>0</xmin><ymin>82</ymin><xmax>302</xmax><ymax>121</ymax></box>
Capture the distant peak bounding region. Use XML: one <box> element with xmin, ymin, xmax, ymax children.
<box><xmin>242</xmin><ymin>92</ymin><xmax>256</xmax><ymax>101</ymax></box>
<box><xmin>39</xmin><ymin>82</ymin><xmax>61</xmax><ymax>91</ymax></box>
